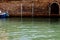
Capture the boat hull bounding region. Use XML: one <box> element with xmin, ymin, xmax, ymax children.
<box><xmin>0</xmin><ymin>14</ymin><xmax>8</xmax><ymax>18</ymax></box>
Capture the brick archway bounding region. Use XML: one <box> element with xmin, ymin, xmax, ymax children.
<box><xmin>51</xmin><ymin>3</ymin><xmax>59</xmax><ymax>14</ymax></box>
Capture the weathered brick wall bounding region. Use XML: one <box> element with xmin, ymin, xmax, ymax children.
<box><xmin>0</xmin><ymin>0</ymin><xmax>60</xmax><ymax>16</ymax></box>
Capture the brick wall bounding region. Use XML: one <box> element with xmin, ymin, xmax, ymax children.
<box><xmin>0</xmin><ymin>0</ymin><xmax>59</xmax><ymax>16</ymax></box>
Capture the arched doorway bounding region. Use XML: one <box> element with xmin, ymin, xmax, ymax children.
<box><xmin>51</xmin><ymin>3</ymin><xmax>59</xmax><ymax>14</ymax></box>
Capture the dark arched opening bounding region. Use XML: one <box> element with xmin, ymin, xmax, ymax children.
<box><xmin>51</xmin><ymin>3</ymin><xmax>59</xmax><ymax>14</ymax></box>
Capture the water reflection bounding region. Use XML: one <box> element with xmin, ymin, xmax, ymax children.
<box><xmin>50</xmin><ymin>18</ymin><xmax>59</xmax><ymax>24</ymax></box>
<box><xmin>0</xmin><ymin>28</ymin><xmax>8</xmax><ymax>40</ymax></box>
<box><xmin>0</xmin><ymin>18</ymin><xmax>60</xmax><ymax>40</ymax></box>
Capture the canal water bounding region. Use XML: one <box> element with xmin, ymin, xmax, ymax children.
<box><xmin>0</xmin><ymin>17</ymin><xmax>60</xmax><ymax>40</ymax></box>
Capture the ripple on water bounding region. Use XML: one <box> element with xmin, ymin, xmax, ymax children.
<box><xmin>0</xmin><ymin>28</ymin><xmax>8</xmax><ymax>40</ymax></box>
<box><xmin>0</xmin><ymin>18</ymin><xmax>59</xmax><ymax>40</ymax></box>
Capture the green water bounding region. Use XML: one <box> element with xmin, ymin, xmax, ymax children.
<box><xmin>0</xmin><ymin>18</ymin><xmax>60</xmax><ymax>40</ymax></box>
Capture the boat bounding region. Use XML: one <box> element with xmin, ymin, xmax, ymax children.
<box><xmin>0</xmin><ymin>10</ymin><xmax>9</xmax><ymax>18</ymax></box>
